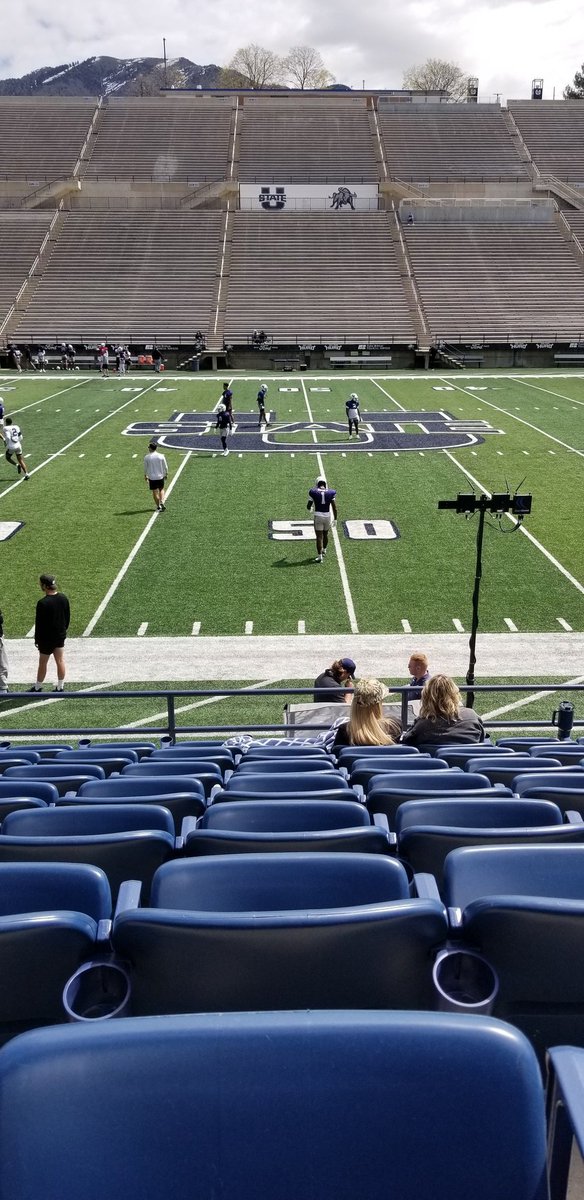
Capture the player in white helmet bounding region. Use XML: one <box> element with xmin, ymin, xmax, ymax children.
<box><xmin>257</xmin><ymin>383</ymin><xmax>269</xmax><ymax>427</ymax></box>
<box><xmin>345</xmin><ymin>393</ymin><xmax>360</xmax><ymax>439</ymax></box>
<box><xmin>4</xmin><ymin>417</ymin><xmax>29</xmax><ymax>479</ymax></box>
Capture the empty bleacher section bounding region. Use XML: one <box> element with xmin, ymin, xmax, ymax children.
<box><xmin>237</xmin><ymin>96</ymin><xmax>378</xmax><ymax>183</ymax></box>
<box><xmin>379</xmin><ymin>103</ymin><xmax>529</xmax><ymax>182</ymax></box>
<box><xmin>224</xmin><ymin>212</ymin><xmax>415</xmax><ymax>344</ymax></box>
<box><xmin>509</xmin><ymin>101</ymin><xmax>584</xmax><ymax>182</ymax></box>
<box><xmin>81</xmin><ymin>96</ymin><xmax>234</xmax><ymax>181</ymax></box>
<box><xmin>0</xmin><ymin>213</ymin><xmax>54</xmax><ymax>331</ymax></box>
<box><xmin>564</xmin><ymin>212</ymin><xmax>584</xmax><ymax>246</ymax></box>
<box><xmin>404</xmin><ymin>211</ymin><xmax>584</xmax><ymax>342</ymax></box>
<box><xmin>9</xmin><ymin>211</ymin><xmax>223</xmax><ymax>342</ymax></box>
<box><xmin>0</xmin><ymin>98</ymin><xmax>95</xmax><ymax>180</ymax></box>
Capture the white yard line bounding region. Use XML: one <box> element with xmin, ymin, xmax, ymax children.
<box><xmin>82</xmin><ymin>451</ymin><xmax>193</xmax><ymax>636</ymax></box>
<box><xmin>300</xmin><ymin>379</ymin><xmax>359</xmax><ymax>634</ymax></box>
<box><xmin>371</xmin><ymin>379</ymin><xmax>407</xmax><ymax>411</ymax></box>
<box><xmin>482</xmin><ymin>674</ymin><xmax>584</xmax><ymax>721</ymax></box>
<box><xmin>512</xmin><ymin>377</ymin><xmax>584</xmax><ymax>409</ymax></box>
<box><xmin>439</xmin><ymin>377</ymin><xmax>584</xmax><ymax>458</ymax></box>
<box><xmin>0</xmin><ymin>680</ymin><xmax>112</xmax><ymax>721</ymax></box>
<box><xmin>120</xmin><ymin>677</ymin><xmax>281</xmax><ymax>730</ymax></box>
<box><xmin>0</xmin><ymin>380</ymin><xmax>163</xmax><ymax>501</ymax></box>
<box><xmin>5</xmin><ymin>378</ymin><xmax>90</xmax><ymax>418</ymax></box>
<box><xmin>442</xmin><ymin>450</ymin><xmax>584</xmax><ymax>598</ymax></box>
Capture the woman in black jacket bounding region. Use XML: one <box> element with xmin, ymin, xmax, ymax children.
<box><xmin>401</xmin><ymin>674</ymin><xmax>484</xmax><ymax>747</ymax></box>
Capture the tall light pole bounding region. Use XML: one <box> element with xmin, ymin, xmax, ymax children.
<box><xmin>163</xmin><ymin>38</ymin><xmax>168</xmax><ymax>89</ymax></box>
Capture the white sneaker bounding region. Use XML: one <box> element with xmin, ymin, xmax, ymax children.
<box><xmin>315</xmin><ymin>554</ymin><xmax>323</xmax><ymax>563</ymax></box>
<box><xmin>223</xmin><ymin>449</ymin><xmax>229</xmax><ymax>456</ymax></box>
<box><xmin>322</xmin><ymin>548</ymin><xmax>327</xmax><ymax>556</ymax></box>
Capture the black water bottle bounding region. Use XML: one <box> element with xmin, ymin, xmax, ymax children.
<box><xmin>552</xmin><ymin>700</ymin><xmax>575</xmax><ymax>741</ymax></box>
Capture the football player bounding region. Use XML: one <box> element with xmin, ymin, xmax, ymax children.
<box><xmin>257</xmin><ymin>383</ymin><xmax>269</xmax><ymax>427</ymax></box>
<box><xmin>346</xmin><ymin>393</ymin><xmax>360</xmax><ymax>438</ymax></box>
<box><xmin>307</xmin><ymin>476</ymin><xmax>337</xmax><ymax>563</ymax></box>
<box><xmin>4</xmin><ymin>417</ymin><xmax>29</xmax><ymax>479</ymax></box>
<box><xmin>215</xmin><ymin>404</ymin><xmax>233</xmax><ymax>456</ymax></box>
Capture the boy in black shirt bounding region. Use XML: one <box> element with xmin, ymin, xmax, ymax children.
<box><xmin>29</xmin><ymin>574</ymin><xmax>70</xmax><ymax>693</ymax></box>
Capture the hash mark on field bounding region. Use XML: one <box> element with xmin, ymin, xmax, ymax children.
<box><xmin>401</xmin><ymin>619</ymin><xmax>412</xmax><ymax>633</ymax></box>
<box><xmin>504</xmin><ymin>618</ymin><xmax>518</xmax><ymax>632</ymax></box>
<box><xmin>298</xmin><ymin>620</ymin><xmax>306</xmax><ymax>634</ymax></box>
<box><xmin>192</xmin><ymin>621</ymin><xmax>201</xmax><ymax>636</ymax></box>
<box><xmin>137</xmin><ymin>623</ymin><xmax>148</xmax><ymax>636</ymax></box>
<box><xmin>78</xmin><ymin>453</ymin><xmax>85</xmax><ymax>458</ymax></box>
<box><xmin>548</xmin><ymin>451</ymin><xmax>555</xmax><ymax>455</ymax></box>
<box><xmin>496</xmin><ymin>450</ymin><xmax>504</xmax><ymax>455</ymax></box>
<box><xmin>522</xmin><ymin>450</ymin><xmax>529</xmax><ymax>455</ymax></box>
<box><xmin>557</xmin><ymin>618</ymin><xmax>573</xmax><ymax>632</ymax></box>
<box><xmin>245</xmin><ymin>621</ymin><xmax>254</xmax><ymax>635</ymax></box>
<box><xmin>105</xmin><ymin>453</ymin><xmax>111</xmax><ymax>458</ymax></box>
<box><xmin>452</xmin><ymin>619</ymin><xmax>465</xmax><ymax>632</ymax></box>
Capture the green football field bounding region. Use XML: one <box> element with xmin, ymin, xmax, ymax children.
<box><xmin>0</xmin><ymin>369</ymin><xmax>582</xmax><ymax>638</ymax></box>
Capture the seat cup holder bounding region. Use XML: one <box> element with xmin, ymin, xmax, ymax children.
<box><xmin>63</xmin><ymin>960</ymin><xmax>131</xmax><ymax>1022</ymax></box>
<box><xmin>433</xmin><ymin>948</ymin><xmax>499</xmax><ymax>1016</ymax></box>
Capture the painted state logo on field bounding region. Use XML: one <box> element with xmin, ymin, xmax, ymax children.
<box><xmin>122</xmin><ymin>409</ymin><xmax>503</xmax><ymax>454</ymax></box>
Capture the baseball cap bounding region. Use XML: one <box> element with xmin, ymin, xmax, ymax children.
<box><xmin>340</xmin><ymin>657</ymin><xmax>356</xmax><ymax>676</ymax></box>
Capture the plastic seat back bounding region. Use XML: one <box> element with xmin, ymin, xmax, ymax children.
<box><xmin>3</xmin><ymin>805</ymin><xmax>175</xmax><ymax>838</ymax></box>
<box><xmin>496</xmin><ymin>737</ymin><xmax>562</xmax><ymax>751</ymax></box>
<box><xmin>211</xmin><ymin>787</ymin><xmax>360</xmax><ymax>806</ymax></box>
<box><xmin>150</xmin><ymin>749</ymin><xmax>234</xmax><ymax>772</ymax></box>
<box><xmin>235</xmin><ymin>758</ymin><xmax>338</xmax><ymax>775</ymax></box>
<box><xmin>336</xmin><ymin>745</ymin><xmax>420</xmax><ymax>770</ymax></box>
<box><xmin>224</xmin><ymin>772</ymin><xmax>350</xmax><ymax>794</ymax></box>
<box><xmin>0</xmin><ymin>750</ymin><xmax>41</xmax><ymax>765</ymax></box>
<box><xmin>78</xmin><ymin>776</ymin><xmax>205</xmax><ymax>800</ymax></box>
<box><xmin>185</xmin><ymin>827</ymin><xmax>393</xmax><ymax>857</ymax></box>
<box><xmin>530</xmin><ymin>745</ymin><xmax>584</xmax><ymax>767</ymax></box>
<box><xmin>399</xmin><ymin>822</ymin><xmax>584</xmax><ymax>889</ymax></box>
<box><xmin>122</xmin><ymin>762</ymin><xmax>221</xmax><ymax>797</ymax></box>
<box><xmin>444</xmin><ymin>844</ymin><xmax>584</xmax><ymax>910</ymax></box>
<box><xmin>395</xmin><ymin>798</ymin><xmax>564</xmax><ymax>836</ymax></box>
<box><xmin>368</xmin><ymin>770</ymin><xmax>489</xmax><ymax>796</ymax></box>
<box><xmin>0</xmin><ymin>744</ymin><xmax>73</xmax><ymax>759</ymax></box>
<box><xmin>464</xmin><ymin>757</ymin><xmax>562</xmax><ymax>786</ymax></box>
<box><xmin>515</xmin><ymin>771</ymin><xmax>584</xmax><ymax>796</ymax></box>
<box><xmin>439</xmin><ymin>746</ymin><xmax>516</xmax><ymax>770</ymax></box>
<box><xmin>0</xmin><ymin>1011</ymin><xmax>548</xmax><ymax>1200</ymax></box>
<box><xmin>0</xmin><ymin>831</ymin><xmax>174</xmax><ymax>903</ymax></box>
<box><xmin>0</xmin><ymin>780</ymin><xmax>59</xmax><ymax>805</ymax></box>
<box><xmin>201</xmin><ymin>799</ymin><xmax>371</xmax><ymax>832</ymax></box>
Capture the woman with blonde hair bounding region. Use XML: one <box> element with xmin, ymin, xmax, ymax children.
<box><xmin>332</xmin><ymin>677</ymin><xmax>401</xmax><ymax>749</ymax></box>
<box><xmin>402</xmin><ymin>674</ymin><xmax>484</xmax><ymax>747</ymax></box>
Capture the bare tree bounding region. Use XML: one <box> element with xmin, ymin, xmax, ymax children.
<box><xmin>283</xmin><ymin>45</ymin><xmax>335</xmax><ymax>90</ymax></box>
<box><xmin>402</xmin><ymin>58</ymin><xmax>470</xmax><ymax>101</ymax></box>
<box><xmin>219</xmin><ymin>44</ymin><xmax>285</xmax><ymax>90</ymax></box>
<box><xmin>564</xmin><ymin>64</ymin><xmax>584</xmax><ymax>98</ymax></box>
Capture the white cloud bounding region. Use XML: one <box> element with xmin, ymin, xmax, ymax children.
<box><xmin>0</xmin><ymin>0</ymin><xmax>582</xmax><ymax>101</ymax></box>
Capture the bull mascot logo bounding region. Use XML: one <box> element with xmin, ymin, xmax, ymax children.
<box><xmin>329</xmin><ymin>186</ymin><xmax>357</xmax><ymax>211</ymax></box>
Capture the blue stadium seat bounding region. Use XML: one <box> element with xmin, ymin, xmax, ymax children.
<box><xmin>211</xmin><ymin>787</ymin><xmax>360</xmax><ymax>805</ymax></box>
<box><xmin>0</xmin><ymin>780</ymin><xmax>59</xmax><ymax>805</ymax></box>
<box><xmin>547</xmin><ymin>1045</ymin><xmax>584</xmax><ymax>1200</ymax></box>
<box><xmin>244</xmin><ymin>746</ymin><xmax>333</xmax><ymax>761</ymax></box>
<box><xmin>0</xmin><ymin>750</ymin><xmax>41</xmax><ymax>764</ymax></box>
<box><xmin>463</xmin><ymin>756</ymin><xmax>562</xmax><ymax>787</ymax></box>
<box><xmin>0</xmin><ymin>798</ymin><xmax>48</xmax><ymax>822</ymax></box>
<box><xmin>438</xmin><ymin>746</ymin><xmax>517</xmax><ymax>770</ymax></box>
<box><xmin>235</xmin><ymin>757</ymin><xmax>339</xmax><ymax>775</ymax></box>
<box><xmin>514</xmin><ymin>787</ymin><xmax>584</xmax><ymax>817</ymax></box>
<box><xmin>0</xmin><ymin>1011</ymin><xmax>548</xmax><ymax>1200</ymax></box>
<box><xmin>224</xmin><ymin>772</ymin><xmax>350</xmax><ymax>794</ymax></box>
<box><xmin>122</xmin><ymin>761</ymin><xmax>221</xmax><ymax>798</ymax></box>
<box><xmin>350</xmin><ymin>758</ymin><xmax>452</xmax><ymax>792</ymax></box>
<box><xmin>68</xmin><ymin>788</ymin><xmax>205</xmax><ymax>835</ymax></box>
<box><xmin>367</xmin><ymin>782</ymin><xmax>512</xmax><ymax>828</ymax></box>
<box><xmin>368</xmin><ymin>770</ymin><xmax>491</xmax><ymax>798</ymax></box>
<box><xmin>78</xmin><ymin>742</ymin><xmax>155</xmax><ymax>760</ymax></box>
<box><xmin>530</xmin><ymin>745</ymin><xmax>584</xmax><ymax>767</ymax></box>
<box><xmin>3</xmin><ymin>765</ymin><xmax>107</xmax><ymax>796</ymax></box>
<box><xmin>113</xmin><ymin>852</ymin><xmax>446</xmax><ymax>1013</ymax></box>
<box><xmin>515</xmin><ymin>771</ymin><xmax>584</xmax><ymax>796</ymax></box>
<box><xmin>336</xmin><ymin>745</ymin><xmax>420</xmax><ymax>770</ymax></box>
<box><xmin>150</xmin><ymin>748</ymin><xmax>234</xmax><ymax>773</ymax></box>
<box><xmin>78</xmin><ymin>776</ymin><xmax>205</xmax><ymax>801</ymax></box>
<box><xmin>441</xmin><ymin>844</ymin><xmax>584</xmax><ymax>1059</ymax></box>
<box><xmin>185</xmin><ymin>800</ymin><xmax>392</xmax><ymax>856</ymax></box>
<box><xmin>496</xmin><ymin>737</ymin><xmax>562</xmax><ymax>751</ymax></box>
<box><xmin>0</xmin><ymin>861</ymin><xmax>111</xmax><ymax>1045</ymax></box>
<box><xmin>396</xmin><ymin>799</ymin><xmax>582</xmax><ymax>888</ymax></box>
<box><xmin>55</xmin><ymin>751</ymin><xmax>138</xmax><ymax>776</ymax></box>
<box><xmin>3</xmin><ymin>804</ymin><xmax>175</xmax><ymax>839</ymax></box>
<box><xmin>0</xmin><ymin>744</ymin><xmax>73</xmax><ymax>759</ymax></box>
<box><xmin>0</xmin><ymin>759</ymin><xmax>43</xmax><ymax>774</ymax></box>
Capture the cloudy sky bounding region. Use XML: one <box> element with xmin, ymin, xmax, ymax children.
<box><xmin>1</xmin><ymin>0</ymin><xmax>582</xmax><ymax>101</ymax></box>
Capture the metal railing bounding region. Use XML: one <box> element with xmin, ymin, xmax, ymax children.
<box><xmin>0</xmin><ymin>683</ymin><xmax>581</xmax><ymax>743</ymax></box>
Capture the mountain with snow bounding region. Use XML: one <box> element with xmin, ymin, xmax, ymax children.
<box><xmin>0</xmin><ymin>56</ymin><xmax>223</xmax><ymax>96</ymax></box>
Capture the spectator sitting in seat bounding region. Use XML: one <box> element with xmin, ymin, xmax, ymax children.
<box><xmin>402</xmin><ymin>674</ymin><xmax>484</xmax><ymax>747</ymax></box>
<box><xmin>332</xmin><ymin>677</ymin><xmax>401</xmax><ymax>749</ymax></box>
<box><xmin>314</xmin><ymin>657</ymin><xmax>356</xmax><ymax>704</ymax></box>
<box><xmin>406</xmin><ymin>651</ymin><xmax>431</xmax><ymax>699</ymax></box>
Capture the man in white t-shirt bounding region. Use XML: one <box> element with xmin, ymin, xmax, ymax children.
<box><xmin>4</xmin><ymin>417</ymin><xmax>29</xmax><ymax>479</ymax></box>
<box><xmin>143</xmin><ymin>440</ymin><xmax>168</xmax><ymax>511</ymax></box>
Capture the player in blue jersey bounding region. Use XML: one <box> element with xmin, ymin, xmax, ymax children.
<box><xmin>346</xmin><ymin>392</ymin><xmax>360</xmax><ymax>438</ymax></box>
<box><xmin>257</xmin><ymin>383</ymin><xmax>269</xmax><ymax>427</ymax></box>
<box><xmin>219</xmin><ymin>383</ymin><xmax>233</xmax><ymax>415</ymax></box>
<box><xmin>216</xmin><ymin>404</ymin><xmax>234</xmax><ymax>456</ymax></box>
<box><xmin>307</xmin><ymin>477</ymin><xmax>337</xmax><ymax>563</ymax></box>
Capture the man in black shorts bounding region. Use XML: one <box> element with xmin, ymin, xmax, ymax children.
<box><xmin>143</xmin><ymin>440</ymin><xmax>168</xmax><ymax>511</ymax></box>
<box><xmin>29</xmin><ymin>574</ymin><xmax>70</xmax><ymax>693</ymax></box>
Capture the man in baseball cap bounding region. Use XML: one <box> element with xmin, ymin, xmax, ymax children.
<box><xmin>313</xmin><ymin>657</ymin><xmax>356</xmax><ymax>704</ymax></box>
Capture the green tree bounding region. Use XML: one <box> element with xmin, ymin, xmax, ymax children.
<box><xmin>564</xmin><ymin>64</ymin><xmax>584</xmax><ymax>98</ymax></box>
<box><xmin>283</xmin><ymin>45</ymin><xmax>334</xmax><ymax>90</ymax></box>
<box><xmin>402</xmin><ymin>58</ymin><xmax>470</xmax><ymax>101</ymax></box>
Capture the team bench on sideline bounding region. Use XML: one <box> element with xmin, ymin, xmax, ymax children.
<box><xmin>328</xmin><ymin>355</ymin><xmax>393</xmax><ymax>369</ymax></box>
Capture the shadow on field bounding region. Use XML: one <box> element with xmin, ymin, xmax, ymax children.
<box><xmin>114</xmin><ymin>509</ymin><xmax>156</xmax><ymax>516</ymax></box>
<box><xmin>272</xmin><ymin>557</ymin><xmax>319</xmax><ymax>569</ymax></box>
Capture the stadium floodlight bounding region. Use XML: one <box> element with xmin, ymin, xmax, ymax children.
<box><xmin>438</xmin><ymin>491</ymin><xmax>532</xmax><ymax>705</ymax></box>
